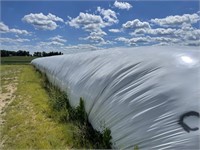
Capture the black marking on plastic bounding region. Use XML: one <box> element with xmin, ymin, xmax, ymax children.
<box><xmin>178</xmin><ymin>111</ymin><xmax>199</xmax><ymax>133</ymax></box>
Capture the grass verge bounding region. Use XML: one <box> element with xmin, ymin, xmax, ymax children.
<box><xmin>1</xmin><ymin>65</ymin><xmax>78</xmax><ymax>149</ymax></box>
<box><xmin>1</xmin><ymin>65</ymin><xmax>112</xmax><ymax>149</ymax></box>
<box><xmin>38</xmin><ymin>68</ymin><xmax>112</xmax><ymax>149</ymax></box>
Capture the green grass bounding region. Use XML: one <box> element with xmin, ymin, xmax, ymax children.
<box><xmin>37</xmin><ymin>69</ymin><xmax>113</xmax><ymax>149</ymax></box>
<box><xmin>1</xmin><ymin>65</ymin><xmax>112</xmax><ymax>149</ymax></box>
<box><xmin>0</xmin><ymin>65</ymin><xmax>21</xmax><ymax>93</ymax></box>
<box><xmin>1</xmin><ymin>65</ymin><xmax>80</xmax><ymax>149</ymax></box>
<box><xmin>1</xmin><ymin>56</ymin><xmax>38</xmax><ymax>65</ymax></box>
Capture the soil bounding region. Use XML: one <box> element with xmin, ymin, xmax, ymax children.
<box><xmin>0</xmin><ymin>72</ymin><xmax>19</xmax><ymax>149</ymax></box>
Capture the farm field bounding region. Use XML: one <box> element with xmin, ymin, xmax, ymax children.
<box><xmin>1</xmin><ymin>56</ymin><xmax>38</xmax><ymax>65</ymax></box>
<box><xmin>0</xmin><ymin>65</ymin><xmax>84</xmax><ymax>149</ymax></box>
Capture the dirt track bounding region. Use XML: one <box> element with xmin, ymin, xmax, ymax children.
<box><xmin>0</xmin><ymin>70</ymin><xmax>20</xmax><ymax>149</ymax></box>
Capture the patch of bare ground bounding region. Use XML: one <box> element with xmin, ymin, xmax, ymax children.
<box><xmin>0</xmin><ymin>70</ymin><xmax>20</xmax><ymax>149</ymax></box>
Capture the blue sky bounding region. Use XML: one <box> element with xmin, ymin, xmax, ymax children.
<box><xmin>0</xmin><ymin>0</ymin><xmax>199</xmax><ymax>54</ymax></box>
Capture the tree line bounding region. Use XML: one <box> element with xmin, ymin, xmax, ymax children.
<box><xmin>1</xmin><ymin>50</ymin><xmax>30</xmax><ymax>57</ymax></box>
<box><xmin>1</xmin><ymin>50</ymin><xmax>63</xmax><ymax>57</ymax></box>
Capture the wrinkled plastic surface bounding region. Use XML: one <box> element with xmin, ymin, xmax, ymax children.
<box><xmin>31</xmin><ymin>46</ymin><xmax>200</xmax><ymax>149</ymax></box>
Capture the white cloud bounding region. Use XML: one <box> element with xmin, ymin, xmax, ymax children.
<box><xmin>124</xmin><ymin>36</ymin><xmax>151</xmax><ymax>45</ymax></box>
<box><xmin>96</xmin><ymin>40</ymin><xmax>115</xmax><ymax>46</ymax></box>
<box><xmin>174</xmin><ymin>27</ymin><xmax>200</xmax><ymax>41</ymax></box>
<box><xmin>152</xmin><ymin>37</ymin><xmax>180</xmax><ymax>43</ymax></box>
<box><xmin>39</xmin><ymin>35</ymin><xmax>67</xmax><ymax>47</ymax></box>
<box><xmin>0</xmin><ymin>22</ymin><xmax>9</xmax><ymax>32</ymax></box>
<box><xmin>131</xmin><ymin>28</ymin><xmax>176</xmax><ymax>36</ymax></box>
<box><xmin>115</xmin><ymin>37</ymin><xmax>129</xmax><ymax>42</ymax></box>
<box><xmin>39</xmin><ymin>41</ymin><xmax>64</xmax><ymax>46</ymax></box>
<box><xmin>90</xmin><ymin>30</ymin><xmax>107</xmax><ymax>37</ymax></box>
<box><xmin>67</xmin><ymin>7</ymin><xmax>118</xmax><ymax>33</ymax></box>
<box><xmin>121</xmin><ymin>13</ymin><xmax>199</xmax><ymax>47</ymax></box>
<box><xmin>0</xmin><ymin>41</ymin><xmax>101</xmax><ymax>54</ymax></box>
<box><xmin>115</xmin><ymin>37</ymin><xmax>138</xmax><ymax>46</ymax></box>
<box><xmin>0</xmin><ymin>37</ymin><xmax>30</xmax><ymax>43</ymax></box>
<box><xmin>115</xmin><ymin>35</ymin><xmax>181</xmax><ymax>46</ymax></box>
<box><xmin>148</xmin><ymin>28</ymin><xmax>176</xmax><ymax>35</ymax></box>
<box><xmin>126</xmin><ymin>20</ymin><xmax>199</xmax><ymax>47</ymax></box>
<box><xmin>63</xmin><ymin>44</ymin><xmax>100</xmax><ymax>54</ymax></box>
<box><xmin>109</xmin><ymin>29</ymin><xmax>122</xmax><ymax>33</ymax></box>
<box><xmin>49</xmin><ymin>35</ymin><xmax>67</xmax><ymax>43</ymax></box>
<box><xmin>114</xmin><ymin>1</ymin><xmax>132</xmax><ymax>10</ymax></box>
<box><xmin>67</xmin><ymin>8</ymin><xmax>117</xmax><ymax>46</ymax></box>
<box><xmin>185</xmin><ymin>40</ymin><xmax>200</xmax><ymax>46</ymax></box>
<box><xmin>9</xmin><ymin>29</ymin><xmax>29</xmax><ymax>35</ymax></box>
<box><xmin>0</xmin><ymin>22</ymin><xmax>30</xmax><ymax>35</ymax></box>
<box><xmin>67</xmin><ymin>12</ymin><xmax>105</xmax><ymax>32</ymax></box>
<box><xmin>22</xmin><ymin>13</ymin><xmax>64</xmax><ymax>30</ymax></box>
<box><xmin>80</xmin><ymin>35</ymin><xmax>113</xmax><ymax>46</ymax></box>
<box><xmin>81</xmin><ymin>35</ymin><xmax>105</xmax><ymax>43</ymax></box>
<box><xmin>122</xmin><ymin>19</ymin><xmax>151</xmax><ymax>30</ymax></box>
<box><xmin>79</xmin><ymin>29</ymin><xmax>115</xmax><ymax>46</ymax></box>
<box><xmin>151</xmin><ymin>13</ymin><xmax>200</xmax><ymax>27</ymax></box>
<box><xmin>97</xmin><ymin>7</ymin><xmax>118</xmax><ymax>25</ymax></box>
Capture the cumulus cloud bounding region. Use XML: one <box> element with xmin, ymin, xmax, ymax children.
<box><xmin>22</xmin><ymin>13</ymin><xmax>64</xmax><ymax>30</ymax></box>
<box><xmin>63</xmin><ymin>44</ymin><xmax>100</xmax><ymax>54</ymax></box>
<box><xmin>185</xmin><ymin>40</ymin><xmax>200</xmax><ymax>46</ymax></box>
<box><xmin>174</xmin><ymin>27</ymin><xmax>200</xmax><ymax>40</ymax></box>
<box><xmin>109</xmin><ymin>29</ymin><xmax>122</xmax><ymax>33</ymax></box>
<box><xmin>81</xmin><ymin>35</ymin><xmax>105</xmax><ymax>43</ymax></box>
<box><xmin>67</xmin><ymin>8</ymin><xmax>118</xmax><ymax>45</ymax></box>
<box><xmin>0</xmin><ymin>22</ymin><xmax>30</xmax><ymax>35</ymax></box>
<box><xmin>118</xmin><ymin>36</ymin><xmax>151</xmax><ymax>46</ymax></box>
<box><xmin>0</xmin><ymin>41</ymin><xmax>101</xmax><ymax>54</ymax></box>
<box><xmin>90</xmin><ymin>30</ymin><xmax>107</xmax><ymax>37</ymax></box>
<box><xmin>115</xmin><ymin>37</ymin><xmax>129</xmax><ymax>42</ymax></box>
<box><xmin>97</xmin><ymin>7</ymin><xmax>118</xmax><ymax>25</ymax></box>
<box><xmin>114</xmin><ymin>1</ymin><xmax>132</xmax><ymax>10</ymax></box>
<box><xmin>131</xmin><ymin>28</ymin><xmax>176</xmax><ymax>36</ymax></box>
<box><xmin>79</xmin><ymin>29</ymin><xmax>115</xmax><ymax>45</ymax></box>
<box><xmin>121</xmin><ymin>12</ymin><xmax>200</xmax><ymax>47</ymax></box>
<box><xmin>151</xmin><ymin>13</ymin><xmax>200</xmax><ymax>27</ymax></box>
<box><xmin>129</xmin><ymin>36</ymin><xmax>151</xmax><ymax>43</ymax></box>
<box><xmin>80</xmin><ymin>35</ymin><xmax>113</xmax><ymax>46</ymax></box>
<box><xmin>67</xmin><ymin>7</ymin><xmax>118</xmax><ymax>32</ymax></box>
<box><xmin>115</xmin><ymin>35</ymin><xmax>181</xmax><ymax>46</ymax></box>
<box><xmin>0</xmin><ymin>37</ymin><xmax>30</xmax><ymax>43</ymax></box>
<box><xmin>49</xmin><ymin>35</ymin><xmax>67</xmax><ymax>43</ymax></box>
<box><xmin>0</xmin><ymin>22</ymin><xmax>9</xmax><ymax>32</ymax></box>
<box><xmin>122</xmin><ymin>19</ymin><xmax>151</xmax><ymax>30</ymax></box>
<box><xmin>67</xmin><ymin>12</ymin><xmax>105</xmax><ymax>32</ymax></box>
<box><xmin>9</xmin><ymin>29</ymin><xmax>30</xmax><ymax>35</ymax></box>
<box><xmin>115</xmin><ymin>37</ymin><xmax>137</xmax><ymax>46</ymax></box>
<box><xmin>147</xmin><ymin>28</ymin><xmax>176</xmax><ymax>35</ymax></box>
<box><xmin>152</xmin><ymin>37</ymin><xmax>180</xmax><ymax>43</ymax></box>
<box><xmin>39</xmin><ymin>35</ymin><xmax>67</xmax><ymax>47</ymax></box>
<box><xmin>39</xmin><ymin>41</ymin><xmax>64</xmax><ymax>46</ymax></box>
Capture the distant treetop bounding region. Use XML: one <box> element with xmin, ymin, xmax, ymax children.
<box><xmin>0</xmin><ymin>50</ymin><xmax>63</xmax><ymax>57</ymax></box>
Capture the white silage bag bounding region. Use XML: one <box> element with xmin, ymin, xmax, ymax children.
<box><xmin>31</xmin><ymin>46</ymin><xmax>200</xmax><ymax>150</ymax></box>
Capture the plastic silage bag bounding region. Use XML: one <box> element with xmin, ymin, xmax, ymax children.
<box><xmin>31</xmin><ymin>46</ymin><xmax>200</xmax><ymax>149</ymax></box>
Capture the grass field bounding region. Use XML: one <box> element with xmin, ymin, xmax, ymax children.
<box><xmin>1</xmin><ymin>56</ymin><xmax>38</xmax><ymax>65</ymax></box>
<box><xmin>0</xmin><ymin>65</ymin><xmax>86</xmax><ymax>149</ymax></box>
<box><xmin>0</xmin><ymin>60</ymin><xmax>112</xmax><ymax>149</ymax></box>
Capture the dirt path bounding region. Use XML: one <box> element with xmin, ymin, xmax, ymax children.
<box><xmin>0</xmin><ymin>81</ymin><xmax>18</xmax><ymax>122</ymax></box>
<box><xmin>0</xmin><ymin>68</ymin><xmax>20</xmax><ymax>149</ymax></box>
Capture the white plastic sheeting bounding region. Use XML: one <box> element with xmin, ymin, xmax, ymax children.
<box><xmin>31</xmin><ymin>46</ymin><xmax>200</xmax><ymax>149</ymax></box>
